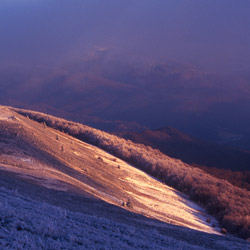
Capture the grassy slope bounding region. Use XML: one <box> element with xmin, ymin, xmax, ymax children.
<box><xmin>0</xmin><ymin>107</ymin><xmax>219</xmax><ymax>234</ymax></box>
<box><xmin>9</xmin><ymin>106</ymin><xmax>250</xmax><ymax>239</ymax></box>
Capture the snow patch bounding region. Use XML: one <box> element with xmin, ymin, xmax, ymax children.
<box><xmin>0</xmin><ymin>107</ymin><xmax>18</xmax><ymax>121</ymax></box>
<box><xmin>21</xmin><ymin>158</ymin><xmax>33</xmax><ymax>163</ymax></box>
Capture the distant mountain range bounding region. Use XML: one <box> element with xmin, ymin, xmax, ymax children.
<box><xmin>1</xmin><ymin>53</ymin><xmax>250</xmax><ymax>150</ymax></box>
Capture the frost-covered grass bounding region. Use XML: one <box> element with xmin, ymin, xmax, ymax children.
<box><xmin>0</xmin><ymin>187</ymin><xmax>213</xmax><ymax>250</ymax></box>
<box><xmin>0</xmin><ymin>107</ymin><xmax>220</xmax><ymax>235</ymax></box>
<box><xmin>11</xmin><ymin>107</ymin><xmax>250</xmax><ymax>239</ymax></box>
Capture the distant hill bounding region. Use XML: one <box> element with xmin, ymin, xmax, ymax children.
<box><xmin>116</xmin><ymin>127</ymin><xmax>250</xmax><ymax>171</ymax></box>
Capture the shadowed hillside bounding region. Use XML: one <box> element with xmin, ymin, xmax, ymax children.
<box><xmin>116</xmin><ymin>127</ymin><xmax>250</xmax><ymax>171</ymax></box>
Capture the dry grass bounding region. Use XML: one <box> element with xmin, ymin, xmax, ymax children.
<box><xmin>12</xmin><ymin>107</ymin><xmax>250</xmax><ymax>239</ymax></box>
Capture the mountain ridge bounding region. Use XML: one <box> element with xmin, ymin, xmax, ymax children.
<box><xmin>3</xmin><ymin>105</ymin><xmax>250</xmax><ymax>239</ymax></box>
<box><xmin>0</xmin><ymin>106</ymin><xmax>218</xmax><ymax>233</ymax></box>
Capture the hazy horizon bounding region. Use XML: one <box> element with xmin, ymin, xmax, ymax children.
<box><xmin>1</xmin><ymin>0</ymin><xmax>250</xmax><ymax>74</ymax></box>
<box><xmin>1</xmin><ymin>0</ymin><xmax>250</xmax><ymax>150</ymax></box>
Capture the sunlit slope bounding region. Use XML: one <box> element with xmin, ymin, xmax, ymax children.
<box><xmin>0</xmin><ymin>106</ymin><xmax>218</xmax><ymax>234</ymax></box>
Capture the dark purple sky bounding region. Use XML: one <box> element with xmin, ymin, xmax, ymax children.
<box><xmin>0</xmin><ymin>0</ymin><xmax>250</xmax><ymax>73</ymax></box>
